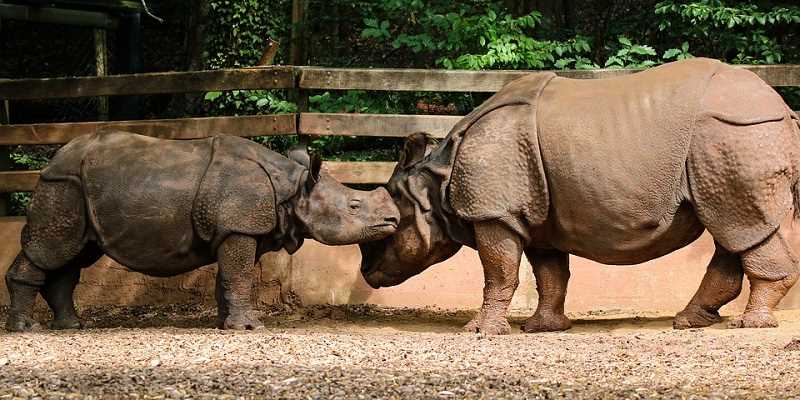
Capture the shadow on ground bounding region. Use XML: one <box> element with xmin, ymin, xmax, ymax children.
<box><xmin>0</xmin><ymin>303</ymin><xmax>705</xmax><ymax>334</ymax></box>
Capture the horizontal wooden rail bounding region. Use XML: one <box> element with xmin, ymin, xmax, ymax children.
<box><xmin>2</xmin><ymin>64</ymin><xmax>797</xmax><ymax>101</ymax></box>
<box><xmin>0</xmin><ymin>66</ymin><xmax>295</xmax><ymax>100</ymax></box>
<box><xmin>300</xmin><ymin>113</ymin><xmax>460</xmax><ymax>138</ymax></box>
<box><xmin>0</xmin><ymin>161</ymin><xmax>398</xmax><ymax>192</ymax></box>
<box><xmin>324</xmin><ymin>161</ymin><xmax>396</xmax><ymax>184</ymax></box>
<box><xmin>0</xmin><ymin>114</ymin><xmax>297</xmax><ymax>145</ymax></box>
<box><xmin>299</xmin><ymin>64</ymin><xmax>800</xmax><ymax>92</ymax></box>
<box><xmin>0</xmin><ymin>171</ymin><xmax>38</xmax><ymax>193</ymax></box>
<box><xmin>0</xmin><ymin>3</ymin><xmax>118</xmax><ymax>29</ymax></box>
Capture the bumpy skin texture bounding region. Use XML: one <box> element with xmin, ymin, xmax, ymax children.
<box><xmin>360</xmin><ymin>58</ymin><xmax>800</xmax><ymax>334</ymax></box>
<box><xmin>5</xmin><ymin>132</ymin><xmax>400</xmax><ymax>332</ymax></box>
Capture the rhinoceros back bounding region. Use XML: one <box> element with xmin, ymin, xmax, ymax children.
<box><xmin>537</xmin><ymin>58</ymin><xmax>722</xmax><ymax>258</ymax></box>
<box><xmin>81</xmin><ymin>132</ymin><xmax>215</xmax><ymax>273</ymax></box>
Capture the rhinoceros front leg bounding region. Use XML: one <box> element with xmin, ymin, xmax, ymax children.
<box><xmin>215</xmin><ymin>234</ymin><xmax>264</xmax><ymax>330</ymax></box>
<box><xmin>464</xmin><ymin>221</ymin><xmax>522</xmax><ymax>335</ymax></box>
<box><xmin>522</xmin><ymin>249</ymin><xmax>572</xmax><ymax>333</ymax></box>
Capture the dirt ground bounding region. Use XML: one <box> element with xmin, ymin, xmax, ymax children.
<box><xmin>2</xmin><ymin>304</ymin><xmax>800</xmax><ymax>399</ymax></box>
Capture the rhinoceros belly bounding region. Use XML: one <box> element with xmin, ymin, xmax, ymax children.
<box><xmin>536</xmin><ymin>59</ymin><xmax>719</xmax><ymax>264</ymax></box>
<box><xmin>544</xmin><ymin>199</ymin><xmax>705</xmax><ymax>265</ymax></box>
<box><xmin>82</xmin><ymin>132</ymin><xmax>215</xmax><ymax>275</ymax></box>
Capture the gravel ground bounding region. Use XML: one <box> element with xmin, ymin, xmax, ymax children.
<box><xmin>2</xmin><ymin>304</ymin><xmax>800</xmax><ymax>399</ymax></box>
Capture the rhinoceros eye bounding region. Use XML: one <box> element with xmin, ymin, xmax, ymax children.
<box><xmin>349</xmin><ymin>199</ymin><xmax>362</xmax><ymax>210</ymax></box>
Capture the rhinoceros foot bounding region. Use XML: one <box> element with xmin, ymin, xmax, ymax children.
<box><xmin>220</xmin><ymin>311</ymin><xmax>265</xmax><ymax>331</ymax></box>
<box><xmin>522</xmin><ymin>313</ymin><xmax>571</xmax><ymax>333</ymax></box>
<box><xmin>463</xmin><ymin>313</ymin><xmax>511</xmax><ymax>335</ymax></box>
<box><xmin>48</xmin><ymin>317</ymin><xmax>83</xmax><ymax>330</ymax></box>
<box><xmin>673</xmin><ymin>304</ymin><xmax>722</xmax><ymax>329</ymax></box>
<box><xmin>728</xmin><ymin>310</ymin><xmax>778</xmax><ymax>329</ymax></box>
<box><xmin>5</xmin><ymin>314</ymin><xmax>42</xmax><ymax>332</ymax></box>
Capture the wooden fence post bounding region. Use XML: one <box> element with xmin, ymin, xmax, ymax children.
<box><xmin>290</xmin><ymin>0</ymin><xmax>308</xmax><ymax>67</ymax></box>
<box><xmin>113</xmin><ymin>11</ymin><xmax>142</xmax><ymax>120</ymax></box>
<box><xmin>94</xmin><ymin>28</ymin><xmax>109</xmax><ymax>121</ymax></box>
<box><xmin>291</xmin><ymin>0</ymin><xmax>310</xmax><ymax>146</ymax></box>
<box><xmin>0</xmin><ymin>98</ymin><xmax>11</xmax><ymax>216</ymax></box>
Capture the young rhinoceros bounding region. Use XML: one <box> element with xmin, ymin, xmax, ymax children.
<box><xmin>5</xmin><ymin>131</ymin><xmax>400</xmax><ymax>331</ymax></box>
<box><xmin>360</xmin><ymin>58</ymin><xmax>800</xmax><ymax>334</ymax></box>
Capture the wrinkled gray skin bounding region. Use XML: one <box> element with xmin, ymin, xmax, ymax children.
<box><xmin>5</xmin><ymin>131</ymin><xmax>399</xmax><ymax>332</ymax></box>
<box><xmin>361</xmin><ymin>58</ymin><xmax>800</xmax><ymax>334</ymax></box>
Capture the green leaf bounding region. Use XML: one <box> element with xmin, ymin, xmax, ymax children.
<box><xmin>618</xmin><ymin>36</ymin><xmax>632</xmax><ymax>46</ymax></box>
<box><xmin>663</xmin><ymin>48</ymin><xmax>682</xmax><ymax>59</ymax></box>
<box><xmin>204</xmin><ymin>91</ymin><xmax>222</xmax><ymax>101</ymax></box>
<box><xmin>554</xmin><ymin>58</ymin><xmax>574</xmax><ymax>69</ymax></box>
<box><xmin>256</xmin><ymin>98</ymin><xmax>269</xmax><ymax>107</ymax></box>
<box><xmin>631</xmin><ymin>45</ymin><xmax>657</xmax><ymax>56</ymax></box>
<box><xmin>605</xmin><ymin>56</ymin><xmax>622</xmax><ymax>67</ymax></box>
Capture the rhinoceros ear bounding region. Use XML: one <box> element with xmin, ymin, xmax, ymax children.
<box><xmin>399</xmin><ymin>132</ymin><xmax>432</xmax><ymax>169</ymax></box>
<box><xmin>308</xmin><ymin>152</ymin><xmax>322</xmax><ymax>184</ymax></box>
<box><xmin>288</xmin><ymin>145</ymin><xmax>311</xmax><ymax>168</ymax></box>
<box><xmin>288</xmin><ymin>145</ymin><xmax>322</xmax><ymax>190</ymax></box>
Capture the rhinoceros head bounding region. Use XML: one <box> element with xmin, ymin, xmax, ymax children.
<box><xmin>289</xmin><ymin>147</ymin><xmax>400</xmax><ymax>245</ymax></box>
<box><xmin>359</xmin><ymin>134</ymin><xmax>463</xmax><ymax>288</ymax></box>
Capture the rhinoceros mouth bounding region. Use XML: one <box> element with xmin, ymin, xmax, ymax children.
<box><xmin>368</xmin><ymin>220</ymin><xmax>399</xmax><ymax>237</ymax></box>
<box><xmin>361</xmin><ymin>267</ymin><xmax>388</xmax><ymax>289</ymax></box>
<box><xmin>370</xmin><ymin>222</ymin><xmax>398</xmax><ymax>231</ymax></box>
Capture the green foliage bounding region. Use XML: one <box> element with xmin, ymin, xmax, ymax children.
<box><xmin>604</xmin><ymin>36</ymin><xmax>659</xmax><ymax>69</ymax></box>
<box><xmin>655</xmin><ymin>0</ymin><xmax>800</xmax><ymax>64</ymax></box>
<box><xmin>206</xmin><ymin>0</ymin><xmax>293</xmax><ymax>69</ymax></box>
<box><xmin>10</xmin><ymin>193</ymin><xmax>31</xmax><ymax>216</ymax></box>
<box><xmin>310</xmin><ymin>91</ymin><xmax>385</xmax><ymax>114</ymax></box>
<box><xmin>662</xmin><ymin>42</ymin><xmax>694</xmax><ymax>61</ymax></box>
<box><xmin>8</xmin><ymin>148</ymin><xmax>52</xmax><ymax>214</ymax></box>
<box><xmin>203</xmin><ymin>0</ymin><xmax>297</xmax><ymax>120</ymax></box>
<box><xmin>362</xmin><ymin>2</ymin><xmax>596</xmax><ymax>70</ymax></box>
<box><xmin>203</xmin><ymin>90</ymin><xmax>297</xmax><ymax>115</ymax></box>
<box><xmin>362</xmin><ymin>18</ymin><xmax>391</xmax><ymax>40</ymax></box>
<box><xmin>10</xmin><ymin>151</ymin><xmax>50</xmax><ymax>170</ymax></box>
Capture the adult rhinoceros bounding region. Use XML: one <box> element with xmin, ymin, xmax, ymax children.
<box><xmin>360</xmin><ymin>58</ymin><xmax>800</xmax><ymax>334</ymax></box>
<box><xmin>5</xmin><ymin>131</ymin><xmax>400</xmax><ymax>332</ymax></box>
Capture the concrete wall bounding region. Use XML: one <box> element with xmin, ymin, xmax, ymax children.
<box><xmin>3</xmin><ymin>216</ymin><xmax>800</xmax><ymax>314</ymax></box>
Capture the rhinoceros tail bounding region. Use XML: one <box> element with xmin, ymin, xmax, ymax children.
<box><xmin>793</xmin><ymin>181</ymin><xmax>800</xmax><ymax>221</ymax></box>
<box><xmin>793</xmin><ymin>112</ymin><xmax>800</xmax><ymax>220</ymax></box>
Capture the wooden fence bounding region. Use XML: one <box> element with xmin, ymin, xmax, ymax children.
<box><xmin>0</xmin><ymin>64</ymin><xmax>799</xmax><ymax>196</ymax></box>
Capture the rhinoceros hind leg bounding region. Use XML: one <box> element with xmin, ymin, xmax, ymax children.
<box><xmin>674</xmin><ymin>244</ymin><xmax>743</xmax><ymax>329</ymax></box>
<box><xmin>522</xmin><ymin>248</ymin><xmax>571</xmax><ymax>333</ymax></box>
<box><xmin>42</xmin><ymin>243</ymin><xmax>103</xmax><ymax>330</ymax></box>
<box><xmin>4</xmin><ymin>252</ymin><xmax>46</xmax><ymax>332</ymax></box>
<box><xmin>215</xmin><ymin>234</ymin><xmax>264</xmax><ymax>330</ymax></box>
<box><xmin>728</xmin><ymin>226</ymin><xmax>799</xmax><ymax>329</ymax></box>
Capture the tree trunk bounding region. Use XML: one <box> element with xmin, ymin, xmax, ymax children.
<box><xmin>166</xmin><ymin>0</ymin><xmax>209</xmax><ymax>118</ymax></box>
